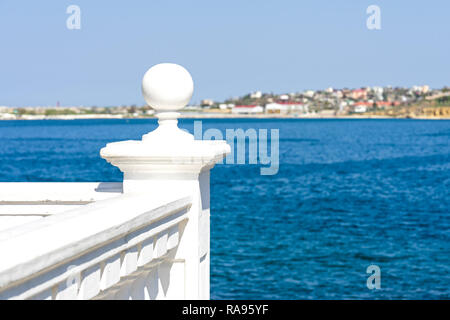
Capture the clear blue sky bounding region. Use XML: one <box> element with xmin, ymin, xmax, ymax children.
<box><xmin>0</xmin><ymin>0</ymin><xmax>449</xmax><ymax>107</ymax></box>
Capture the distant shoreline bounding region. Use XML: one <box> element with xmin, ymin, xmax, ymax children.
<box><xmin>1</xmin><ymin>114</ymin><xmax>449</xmax><ymax>120</ymax></box>
<box><xmin>180</xmin><ymin>114</ymin><xmax>450</xmax><ymax>120</ymax></box>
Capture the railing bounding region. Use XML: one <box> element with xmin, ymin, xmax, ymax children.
<box><xmin>0</xmin><ymin>63</ymin><xmax>230</xmax><ymax>300</ymax></box>
<box><xmin>0</xmin><ymin>186</ymin><xmax>191</xmax><ymax>300</ymax></box>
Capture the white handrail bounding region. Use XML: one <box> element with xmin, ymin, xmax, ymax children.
<box><xmin>0</xmin><ymin>192</ymin><xmax>191</xmax><ymax>299</ymax></box>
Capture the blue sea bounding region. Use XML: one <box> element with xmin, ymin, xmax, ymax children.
<box><xmin>0</xmin><ymin>119</ymin><xmax>449</xmax><ymax>299</ymax></box>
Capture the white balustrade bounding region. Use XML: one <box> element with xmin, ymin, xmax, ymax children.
<box><xmin>0</xmin><ymin>63</ymin><xmax>230</xmax><ymax>300</ymax></box>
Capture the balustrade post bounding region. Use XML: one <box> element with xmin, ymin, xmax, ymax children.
<box><xmin>100</xmin><ymin>63</ymin><xmax>230</xmax><ymax>299</ymax></box>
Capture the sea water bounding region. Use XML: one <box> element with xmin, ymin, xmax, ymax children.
<box><xmin>0</xmin><ymin>119</ymin><xmax>448</xmax><ymax>299</ymax></box>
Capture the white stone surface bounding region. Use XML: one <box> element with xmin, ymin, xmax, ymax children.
<box><xmin>0</xmin><ymin>63</ymin><xmax>230</xmax><ymax>300</ymax></box>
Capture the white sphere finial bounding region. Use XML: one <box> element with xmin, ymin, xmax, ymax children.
<box><xmin>142</xmin><ymin>63</ymin><xmax>194</xmax><ymax>112</ymax></box>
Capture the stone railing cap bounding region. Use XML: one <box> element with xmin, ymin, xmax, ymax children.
<box><xmin>100</xmin><ymin>63</ymin><xmax>230</xmax><ymax>186</ymax></box>
<box><xmin>142</xmin><ymin>63</ymin><xmax>194</xmax><ymax>112</ymax></box>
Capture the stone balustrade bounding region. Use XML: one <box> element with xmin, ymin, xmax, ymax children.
<box><xmin>0</xmin><ymin>63</ymin><xmax>230</xmax><ymax>300</ymax></box>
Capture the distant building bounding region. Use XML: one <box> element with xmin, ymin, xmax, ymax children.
<box><xmin>231</xmin><ymin>105</ymin><xmax>264</xmax><ymax>114</ymax></box>
<box><xmin>0</xmin><ymin>106</ymin><xmax>14</xmax><ymax>113</ymax></box>
<box><xmin>303</xmin><ymin>90</ymin><xmax>315</xmax><ymax>98</ymax></box>
<box><xmin>372</xmin><ymin>86</ymin><xmax>384</xmax><ymax>100</ymax></box>
<box><xmin>352</xmin><ymin>102</ymin><xmax>370</xmax><ymax>113</ymax></box>
<box><xmin>347</xmin><ymin>89</ymin><xmax>367</xmax><ymax>100</ymax></box>
<box><xmin>0</xmin><ymin>113</ymin><xmax>16</xmax><ymax>120</ymax></box>
<box><xmin>201</xmin><ymin>99</ymin><xmax>214</xmax><ymax>107</ymax></box>
<box><xmin>250</xmin><ymin>91</ymin><xmax>262</xmax><ymax>99</ymax></box>
<box><xmin>412</xmin><ymin>85</ymin><xmax>429</xmax><ymax>94</ymax></box>
<box><xmin>338</xmin><ymin>101</ymin><xmax>347</xmax><ymax>113</ymax></box>
<box><xmin>265</xmin><ymin>102</ymin><xmax>307</xmax><ymax>114</ymax></box>
<box><xmin>334</xmin><ymin>90</ymin><xmax>343</xmax><ymax>99</ymax></box>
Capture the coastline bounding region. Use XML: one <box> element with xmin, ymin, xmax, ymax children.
<box><xmin>1</xmin><ymin>113</ymin><xmax>449</xmax><ymax>120</ymax></box>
